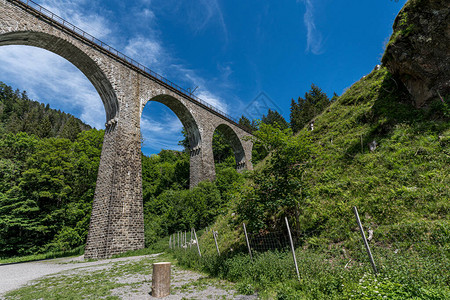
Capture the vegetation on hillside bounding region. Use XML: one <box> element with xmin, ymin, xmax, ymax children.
<box><xmin>174</xmin><ymin>67</ymin><xmax>449</xmax><ymax>299</ymax></box>
<box><xmin>0</xmin><ymin>82</ymin><xmax>90</xmax><ymax>140</ymax></box>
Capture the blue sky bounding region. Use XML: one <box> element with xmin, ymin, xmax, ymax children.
<box><xmin>0</xmin><ymin>0</ymin><xmax>407</xmax><ymax>155</ymax></box>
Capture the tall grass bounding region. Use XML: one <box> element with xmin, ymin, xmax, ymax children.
<box><xmin>171</xmin><ymin>243</ymin><xmax>449</xmax><ymax>299</ymax></box>
<box><xmin>0</xmin><ymin>245</ymin><xmax>84</xmax><ymax>264</ymax></box>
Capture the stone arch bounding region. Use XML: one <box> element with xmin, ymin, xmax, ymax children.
<box><xmin>142</xmin><ymin>94</ymin><xmax>204</xmax><ymax>187</ymax></box>
<box><xmin>0</xmin><ymin>31</ymin><xmax>118</xmax><ymax>121</ymax></box>
<box><xmin>144</xmin><ymin>94</ymin><xmax>201</xmax><ymax>153</ymax></box>
<box><xmin>214</xmin><ymin>123</ymin><xmax>247</xmax><ymax>171</ymax></box>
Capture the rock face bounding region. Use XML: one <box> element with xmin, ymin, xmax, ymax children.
<box><xmin>382</xmin><ymin>0</ymin><xmax>450</xmax><ymax>107</ymax></box>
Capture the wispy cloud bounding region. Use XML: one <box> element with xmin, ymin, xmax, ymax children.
<box><xmin>196</xmin><ymin>90</ymin><xmax>228</xmax><ymax>113</ymax></box>
<box><xmin>140</xmin><ymin>109</ymin><xmax>183</xmax><ymax>150</ymax></box>
<box><xmin>195</xmin><ymin>0</ymin><xmax>227</xmax><ymax>37</ymax></box>
<box><xmin>121</xmin><ymin>33</ymin><xmax>229</xmax><ymax>114</ymax></box>
<box><xmin>40</xmin><ymin>0</ymin><xmax>113</xmax><ymax>39</ymax></box>
<box><xmin>40</xmin><ymin>0</ymin><xmax>230</xmax><ymax>114</ymax></box>
<box><xmin>124</xmin><ymin>37</ymin><xmax>163</xmax><ymax>67</ymax></box>
<box><xmin>141</xmin><ymin>112</ymin><xmax>182</xmax><ymax>135</ymax></box>
<box><xmin>302</xmin><ymin>0</ymin><xmax>324</xmax><ymax>55</ymax></box>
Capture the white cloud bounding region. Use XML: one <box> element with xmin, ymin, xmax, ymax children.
<box><xmin>196</xmin><ymin>0</ymin><xmax>227</xmax><ymax>37</ymax></box>
<box><xmin>0</xmin><ymin>46</ymin><xmax>105</xmax><ymax>128</ymax></box>
<box><xmin>140</xmin><ymin>8</ymin><xmax>155</xmax><ymax>20</ymax></box>
<box><xmin>302</xmin><ymin>0</ymin><xmax>324</xmax><ymax>55</ymax></box>
<box><xmin>140</xmin><ymin>111</ymin><xmax>183</xmax><ymax>151</ymax></box>
<box><xmin>141</xmin><ymin>113</ymin><xmax>182</xmax><ymax>135</ymax></box>
<box><xmin>124</xmin><ymin>37</ymin><xmax>163</xmax><ymax>67</ymax></box>
<box><xmin>39</xmin><ymin>0</ymin><xmax>112</xmax><ymax>39</ymax></box>
<box><xmin>196</xmin><ymin>90</ymin><xmax>228</xmax><ymax>114</ymax></box>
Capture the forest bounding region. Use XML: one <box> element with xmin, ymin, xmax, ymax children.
<box><xmin>0</xmin><ymin>80</ymin><xmax>332</xmax><ymax>257</ymax></box>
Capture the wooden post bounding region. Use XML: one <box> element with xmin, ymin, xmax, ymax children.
<box><xmin>152</xmin><ymin>262</ymin><xmax>171</xmax><ymax>298</ymax></box>
<box><xmin>285</xmin><ymin>217</ymin><xmax>300</xmax><ymax>282</ymax></box>
<box><xmin>353</xmin><ymin>206</ymin><xmax>378</xmax><ymax>275</ymax></box>
<box><xmin>193</xmin><ymin>228</ymin><xmax>201</xmax><ymax>257</ymax></box>
<box><xmin>213</xmin><ymin>230</ymin><xmax>220</xmax><ymax>255</ymax></box>
<box><xmin>243</xmin><ymin>223</ymin><xmax>253</xmax><ymax>260</ymax></box>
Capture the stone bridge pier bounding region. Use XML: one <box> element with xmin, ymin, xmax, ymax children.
<box><xmin>0</xmin><ymin>0</ymin><xmax>253</xmax><ymax>259</ymax></box>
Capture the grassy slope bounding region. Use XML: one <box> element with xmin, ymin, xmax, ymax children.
<box><xmin>202</xmin><ymin>67</ymin><xmax>449</xmax><ymax>254</ymax></box>
<box><xmin>187</xmin><ymin>66</ymin><xmax>449</xmax><ymax>299</ymax></box>
<box><xmin>302</xmin><ymin>67</ymin><xmax>449</xmax><ymax>243</ymax></box>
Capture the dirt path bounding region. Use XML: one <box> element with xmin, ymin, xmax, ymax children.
<box><xmin>0</xmin><ymin>254</ymin><xmax>257</xmax><ymax>299</ymax></box>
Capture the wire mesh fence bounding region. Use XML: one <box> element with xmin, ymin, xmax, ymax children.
<box><xmin>168</xmin><ymin>206</ymin><xmax>449</xmax><ymax>291</ymax></box>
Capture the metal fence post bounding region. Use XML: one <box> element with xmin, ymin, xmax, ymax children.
<box><xmin>193</xmin><ymin>228</ymin><xmax>202</xmax><ymax>257</ymax></box>
<box><xmin>243</xmin><ymin>223</ymin><xmax>253</xmax><ymax>260</ymax></box>
<box><xmin>213</xmin><ymin>230</ymin><xmax>220</xmax><ymax>255</ymax></box>
<box><xmin>285</xmin><ymin>217</ymin><xmax>301</xmax><ymax>282</ymax></box>
<box><xmin>353</xmin><ymin>206</ymin><xmax>378</xmax><ymax>275</ymax></box>
<box><xmin>169</xmin><ymin>235</ymin><xmax>172</xmax><ymax>249</ymax></box>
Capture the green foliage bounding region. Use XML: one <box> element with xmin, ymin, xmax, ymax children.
<box><xmin>262</xmin><ymin>109</ymin><xmax>289</xmax><ymax>130</ymax></box>
<box><xmin>238</xmin><ymin>115</ymin><xmax>259</xmax><ymax>131</ymax></box>
<box><xmin>178</xmin><ymin>126</ymin><xmax>236</xmax><ymax>168</ymax></box>
<box><xmin>290</xmin><ymin>84</ymin><xmax>333</xmax><ymax>133</ymax></box>
<box><xmin>142</xmin><ymin>150</ymin><xmax>190</xmax><ymax>199</ymax></box>
<box><xmin>0</xmin><ymin>82</ymin><xmax>90</xmax><ymax>139</ymax></box>
<box><xmin>141</xmin><ymin>144</ymin><xmax>243</xmax><ymax>246</ymax></box>
<box><xmin>238</xmin><ymin>123</ymin><xmax>315</xmax><ymax>231</ymax></box>
<box><xmin>0</xmin><ymin>83</ymin><xmax>101</xmax><ymax>257</ymax></box>
<box><xmin>144</xmin><ymin>181</ymin><xmax>230</xmax><ymax>246</ymax></box>
<box><xmin>344</xmin><ymin>272</ymin><xmax>449</xmax><ymax>300</ymax></box>
<box><xmin>0</xmin><ymin>245</ymin><xmax>84</xmax><ymax>264</ymax></box>
<box><xmin>0</xmin><ymin>129</ymin><xmax>103</xmax><ymax>257</ymax></box>
<box><xmin>59</xmin><ymin>116</ymin><xmax>82</xmax><ymax>141</ymax></box>
<box><xmin>173</xmin><ymin>65</ymin><xmax>449</xmax><ymax>298</ymax></box>
<box><xmin>173</xmin><ymin>243</ymin><xmax>449</xmax><ymax>299</ymax></box>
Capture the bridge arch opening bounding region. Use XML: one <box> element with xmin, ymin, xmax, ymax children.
<box><xmin>0</xmin><ymin>39</ymin><xmax>115</xmax><ymax>256</ymax></box>
<box><xmin>146</xmin><ymin>94</ymin><xmax>201</xmax><ymax>152</ymax></box>
<box><xmin>212</xmin><ymin>123</ymin><xmax>246</xmax><ymax>172</ymax></box>
<box><xmin>141</xmin><ymin>94</ymin><xmax>202</xmax><ymax>190</ymax></box>
<box><xmin>0</xmin><ymin>31</ymin><xmax>118</xmax><ymax>121</ymax></box>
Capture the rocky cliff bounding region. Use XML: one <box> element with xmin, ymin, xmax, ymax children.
<box><xmin>382</xmin><ymin>0</ymin><xmax>450</xmax><ymax>107</ymax></box>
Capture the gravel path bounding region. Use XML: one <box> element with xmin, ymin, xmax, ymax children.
<box><xmin>0</xmin><ymin>254</ymin><xmax>258</xmax><ymax>299</ymax></box>
<box><xmin>0</xmin><ymin>255</ymin><xmax>152</xmax><ymax>296</ymax></box>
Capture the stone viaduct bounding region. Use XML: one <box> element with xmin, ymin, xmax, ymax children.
<box><xmin>0</xmin><ymin>0</ymin><xmax>253</xmax><ymax>259</ymax></box>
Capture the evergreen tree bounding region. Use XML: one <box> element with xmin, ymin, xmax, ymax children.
<box><xmin>38</xmin><ymin>115</ymin><xmax>52</xmax><ymax>138</ymax></box>
<box><xmin>239</xmin><ymin>115</ymin><xmax>259</xmax><ymax>131</ymax></box>
<box><xmin>59</xmin><ymin>116</ymin><xmax>81</xmax><ymax>141</ymax></box>
<box><xmin>290</xmin><ymin>84</ymin><xmax>330</xmax><ymax>133</ymax></box>
<box><xmin>261</xmin><ymin>109</ymin><xmax>289</xmax><ymax>130</ymax></box>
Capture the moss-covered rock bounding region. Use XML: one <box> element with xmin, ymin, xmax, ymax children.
<box><xmin>382</xmin><ymin>0</ymin><xmax>450</xmax><ymax>107</ymax></box>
